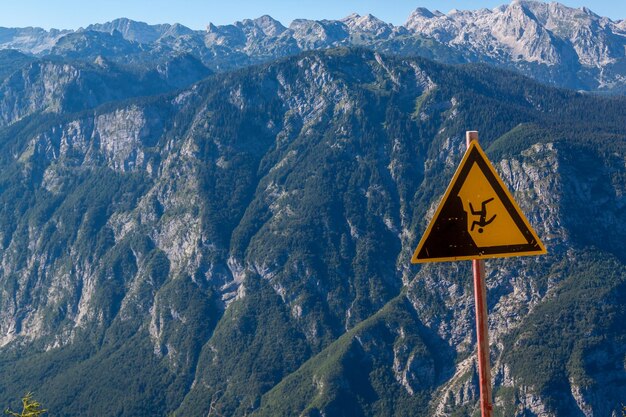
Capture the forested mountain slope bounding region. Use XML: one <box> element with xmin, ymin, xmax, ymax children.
<box><xmin>0</xmin><ymin>49</ymin><xmax>624</xmax><ymax>416</ymax></box>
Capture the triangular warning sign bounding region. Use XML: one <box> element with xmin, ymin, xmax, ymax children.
<box><xmin>412</xmin><ymin>141</ymin><xmax>546</xmax><ymax>263</ymax></box>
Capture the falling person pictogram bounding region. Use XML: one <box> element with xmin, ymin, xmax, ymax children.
<box><xmin>470</xmin><ymin>198</ymin><xmax>496</xmax><ymax>233</ymax></box>
<box><xmin>412</xmin><ymin>139</ymin><xmax>546</xmax><ymax>263</ymax></box>
<box><xmin>411</xmin><ymin>132</ymin><xmax>548</xmax><ymax>417</ymax></box>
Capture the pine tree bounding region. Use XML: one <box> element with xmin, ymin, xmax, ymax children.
<box><xmin>4</xmin><ymin>392</ymin><xmax>47</xmax><ymax>417</ymax></box>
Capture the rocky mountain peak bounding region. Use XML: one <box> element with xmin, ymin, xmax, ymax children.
<box><xmin>341</xmin><ymin>13</ymin><xmax>393</xmax><ymax>39</ymax></box>
<box><xmin>405</xmin><ymin>1</ymin><xmax>625</xmax><ymax>69</ymax></box>
<box><xmin>341</xmin><ymin>13</ymin><xmax>385</xmax><ymax>29</ymax></box>
<box><xmin>86</xmin><ymin>18</ymin><xmax>171</xmax><ymax>44</ymax></box>
<box><xmin>159</xmin><ymin>23</ymin><xmax>195</xmax><ymax>39</ymax></box>
<box><xmin>238</xmin><ymin>15</ymin><xmax>288</xmax><ymax>37</ymax></box>
<box><xmin>408</xmin><ymin>7</ymin><xmax>443</xmax><ymax>19</ymax></box>
<box><xmin>289</xmin><ymin>19</ymin><xmax>349</xmax><ymax>49</ymax></box>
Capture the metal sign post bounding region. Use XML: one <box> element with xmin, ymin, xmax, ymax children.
<box><xmin>467</xmin><ymin>132</ymin><xmax>492</xmax><ymax>417</ymax></box>
<box><xmin>411</xmin><ymin>130</ymin><xmax>547</xmax><ymax>416</ymax></box>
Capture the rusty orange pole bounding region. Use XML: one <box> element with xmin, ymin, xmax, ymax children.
<box><xmin>466</xmin><ymin>131</ymin><xmax>493</xmax><ymax>417</ymax></box>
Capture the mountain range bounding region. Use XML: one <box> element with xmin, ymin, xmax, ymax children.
<box><xmin>0</xmin><ymin>2</ymin><xmax>625</xmax><ymax>417</ymax></box>
<box><xmin>2</xmin><ymin>1</ymin><xmax>626</xmax><ymax>91</ymax></box>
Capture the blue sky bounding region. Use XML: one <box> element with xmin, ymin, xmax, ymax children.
<box><xmin>0</xmin><ymin>0</ymin><xmax>624</xmax><ymax>30</ymax></box>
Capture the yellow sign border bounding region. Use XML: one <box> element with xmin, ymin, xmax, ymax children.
<box><xmin>411</xmin><ymin>141</ymin><xmax>547</xmax><ymax>263</ymax></box>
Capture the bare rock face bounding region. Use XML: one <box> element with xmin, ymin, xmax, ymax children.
<box><xmin>86</xmin><ymin>18</ymin><xmax>173</xmax><ymax>44</ymax></box>
<box><xmin>0</xmin><ymin>27</ymin><xmax>70</xmax><ymax>54</ymax></box>
<box><xmin>289</xmin><ymin>19</ymin><xmax>350</xmax><ymax>50</ymax></box>
<box><xmin>0</xmin><ymin>56</ymin><xmax>210</xmax><ymax>129</ymax></box>
<box><xmin>0</xmin><ymin>62</ymin><xmax>81</xmax><ymax>127</ymax></box>
<box><xmin>404</xmin><ymin>1</ymin><xmax>626</xmax><ymax>90</ymax></box>
<box><xmin>405</xmin><ymin>0</ymin><xmax>623</xmax><ymax>66</ymax></box>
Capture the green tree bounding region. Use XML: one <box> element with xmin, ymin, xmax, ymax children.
<box><xmin>5</xmin><ymin>392</ymin><xmax>47</xmax><ymax>417</ymax></box>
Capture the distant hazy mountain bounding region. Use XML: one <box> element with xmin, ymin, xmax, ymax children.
<box><xmin>1</xmin><ymin>1</ymin><xmax>626</xmax><ymax>91</ymax></box>
<box><xmin>405</xmin><ymin>0</ymin><xmax>626</xmax><ymax>91</ymax></box>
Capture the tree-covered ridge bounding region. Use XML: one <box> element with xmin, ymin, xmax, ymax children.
<box><xmin>0</xmin><ymin>48</ymin><xmax>623</xmax><ymax>416</ymax></box>
<box><xmin>0</xmin><ymin>50</ymin><xmax>211</xmax><ymax>129</ymax></box>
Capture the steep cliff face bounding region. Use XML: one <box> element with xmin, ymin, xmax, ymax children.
<box><xmin>0</xmin><ymin>55</ymin><xmax>210</xmax><ymax>128</ymax></box>
<box><xmin>0</xmin><ymin>49</ymin><xmax>624</xmax><ymax>416</ymax></box>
